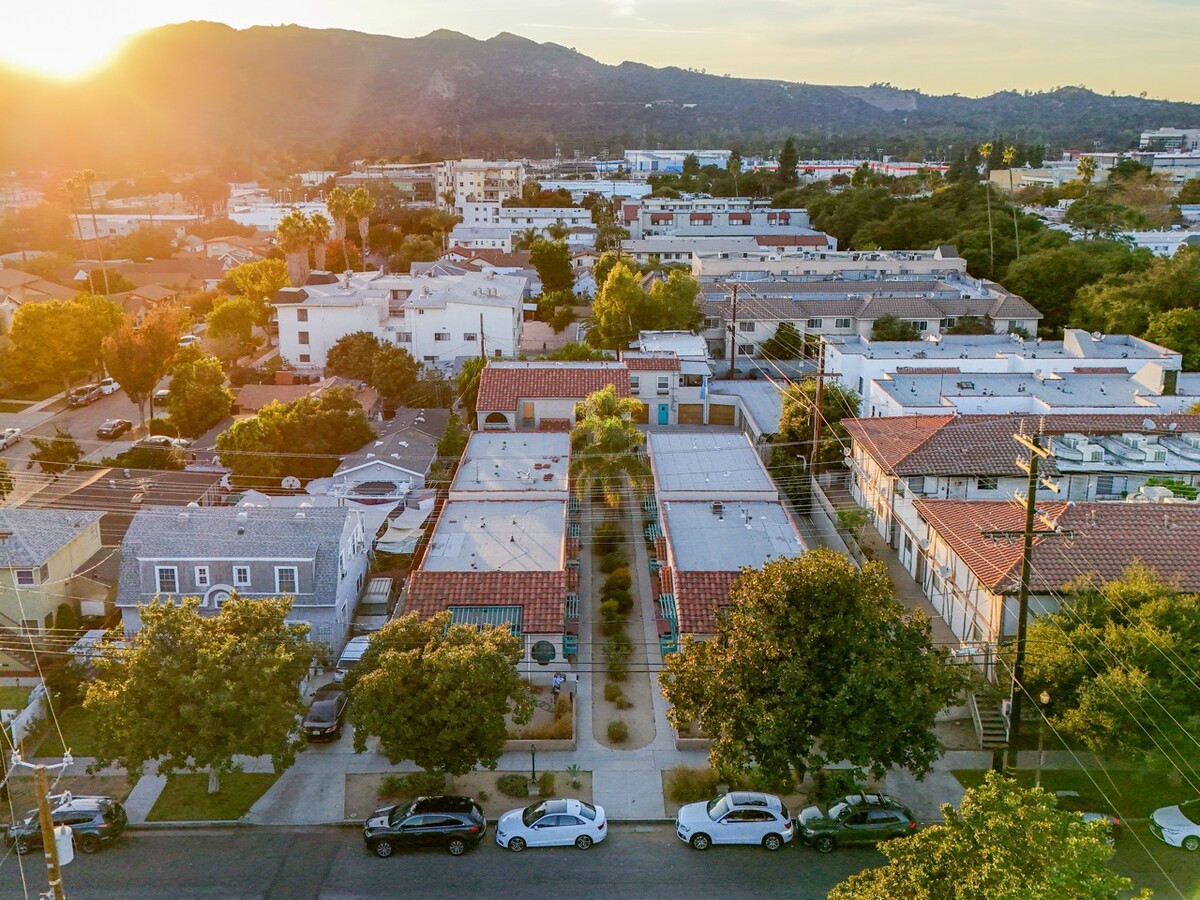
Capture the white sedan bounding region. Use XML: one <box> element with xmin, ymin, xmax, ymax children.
<box><xmin>496</xmin><ymin>798</ymin><xmax>606</xmax><ymax>851</ymax></box>
<box><xmin>0</xmin><ymin>428</ymin><xmax>21</xmax><ymax>450</ymax></box>
<box><xmin>1151</xmin><ymin>800</ymin><xmax>1200</xmax><ymax>851</ymax></box>
<box><xmin>97</xmin><ymin>377</ymin><xmax>121</xmax><ymax>395</ymax></box>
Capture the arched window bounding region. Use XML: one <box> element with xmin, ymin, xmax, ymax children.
<box><xmin>483</xmin><ymin>412</ymin><xmax>509</xmax><ymax>427</ymax></box>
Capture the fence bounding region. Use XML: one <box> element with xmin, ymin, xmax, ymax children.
<box><xmin>2</xmin><ymin>682</ymin><xmax>48</xmax><ymax>749</ymax></box>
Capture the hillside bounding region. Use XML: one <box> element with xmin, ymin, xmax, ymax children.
<box><xmin>1</xmin><ymin>22</ymin><xmax>1198</xmax><ymax>172</ymax></box>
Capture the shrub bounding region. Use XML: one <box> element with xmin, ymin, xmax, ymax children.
<box><xmin>599</xmin><ymin>599</ymin><xmax>621</xmax><ymax>622</ymax></box>
<box><xmin>607</xmin><ymin>659</ymin><xmax>628</xmax><ymax>683</ymax></box>
<box><xmin>42</xmin><ymin>660</ymin><xmax>88</xmax><ymax>707</ymax></box>
<box><xmin>377</xmin><ymin>770</ymin><xmax>447</xmax><ymax>800</ymax></box>
<box><xmin>593</xmin><ymin>522</ymin><xmax>625</xmax><ymax>555</ymax></box>
<box><xmin>497</xmin><ymin>773</ymin><xmax>530</xmax><ymax>798</ymax></box>
<box><xmin>607</xmin><ymin>720</ymin><xmax>629</xmax><ymax>743</ymax></box>
<box><xmin>603</xmin><ymin>682</ymin><xmax>623</xmax><ymax>703</ymax></box>
<box><xmin>477</xmin><ymin>790</ymin><xmax>490</xmax><ymax>803</ymax></box>
<box><xmin>53</xmin><ymin>603</ymin><xmax>81</xmax><ymax>632</ymax></box>
<box><xmin>603</xmin><ymin>588</ymin><xmax>633</xmax><ymax>615</ymax></box>
<box><xmin>615</xmin><ymin>695</ymin><xmax>633</xmax><ymax>710</ymax></box>
<box><xmin>603</xmin><ymin>568</ymin><xmax>632</xmax><ymax>592</ymax></box>
<box><xmin>598</xmin><ymin>551</ymin><xmax>626</xmax><ymax>573</ymax></box>
<box><xmin>147</xmin><ymin>416</ymin><xmax>178</xmax><ymax>436</ymax></box>
<box><xmin>810</xmin><ymin>769</ymin><xmax>864</xmax><ymax>807</ymax></box>
<box><xmin>515</xmin><ymin>713</ymin><xmax>573</xmax><ymax>741</ymax></box>
<box><xmin>537</xmin><ymin>771</ymin><xmax>556</xmax><ymax>797</ymax></box>
<box><xmin>378</xmin><ymin>774</ymin><xmax>407</xmax><ymax>799</ymax></box>
<box><xmin>665</xmin><ymin>766</ymin><xmax>722</xmax><ymax>804</ymax></box>
<box><xmin>601</xmin><ymin>616</ymin><xmax>624</xmax><ymax>638</ymax></box>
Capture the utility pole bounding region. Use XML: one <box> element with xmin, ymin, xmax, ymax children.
<box><xmin>726</xmin><ymin>283</ymin><xmax>739</xmax><ymax>380</ymax></box>
<box><xmin>34</xmin><ymin>764</ymin><xmax>67</xmax><ymax>900</ymax></box>
<box><xmin>808</xmin><ymin>337</ymin><xmax>827</xmax><ymax>476</ymax></box>
<box><xmin>479</xmin><ymin>312</ymin><xmax>486</xmax><ymax>359</ymax></box>
<box><xmin>980</xmin><ymin>423</ymin><xmax>1063</xmax><ymax>776</ymax></box>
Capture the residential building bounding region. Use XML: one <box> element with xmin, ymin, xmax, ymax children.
<box><xmin>117</xmin><ymin>506</ymin><xmax>370</xmax><ymax>649</ymax></box>
<box><xmin>0</xmin><ymin>269</ymin><xmax>75</xmax><ymax>342</ymax></box>
<box><xmin>536</xmin><ymin>179</ymin><xmax>653</xmax><ymax>201</ymax></box>
<box><xmin>459</xmin><ymin>202</ymin><xmax>592</xmax><ymax>234</ymax></box>
<box><xmin>72</xmin><ymin>213</ymin><xmax>201</xmax><ymax>241</ymax></box>
<box><xmin>272</xmin><ymin>269</ymin><xmax>526</xmax><ymax>370</ymax></box>
<box><xmin>620</xmin><ymin>197</ymin><xmax>813</xmax><ymax>240</ymax></box>
<box><xmin>621</xmin><ymin>235</ymin><xmax>834</xmax><ymax>266</ymax></box>
<box><xmin>912</xmin><ymin>500</ymin><xmax>1200</xmax><ymax>648</ymax></box>
<box><xmin>401</xmin><ymin>432</ymin><xmax>575</xmax><ymax>677</ymax></box>
<box><xmin>445</xmin><ymin>226</ymin><xmax>513</xmax><ymax>252</ymax></box>
<box><xmin>621</xmin><ymin>351</ymin><xmax>710</xmax><ymax>426</ymax></box>
<box><xmin>1140</xmin><ymin>128</ymin><xmax>1200</xmax><ymax>152</ymax></box>
<box><xmin>691</xmin><ymin>245</ymin><xmax>966</xmax><ymax>280</ymax></box>
<box><xmin>623</xmin><ymin>150</ymin><xmax>731</xmax><ymax>173</ymax></box>
<box><xmin>0</xmin><ymin>510</ymin><xmax>105</xmax><ymax>638</ymax></box>
<box><xmin>437</xmin><ymin>159</ymin><xmax>526</xmax><ymax>214</ymax></box>
<box><xmin>1121</xmin><ymin>230</ymin><xmax>1200</xmax><ymax>258</ymax></box>
<box><xmin>476</xmin><ymin>361</ymin><xmax>631</xmax><ymax>431</ymax></box>
<box><xmin>203</xmin><ymin>235</ymin><xmax>271</xmax><ymax>265</ymax></box>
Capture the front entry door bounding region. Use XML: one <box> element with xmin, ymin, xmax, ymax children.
<box><xmin>657</xmin><ymin>403</ymin><xmax>669</xmax><ymax>425</ymax></box>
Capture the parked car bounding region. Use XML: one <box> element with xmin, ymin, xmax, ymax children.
<box><xmin>1150</xmin><ymin>800</ymin><xmax>1200</xmax><ymax>851</ymax></box>
<box><xmin>97</xmin><ymin>377</ymin><xmax>121</xmax><ymax>395</ymax></box>
<box><xmin>303</xmin><ymin>686</ymin><xmax>349</xmax><ymax>741</ymax></box>
<box><xmin>6</xmin><ymin>795</ymin><xmax>127</xmax><ymax>855</ymax></box>
<box><xmin>496</xmin><ymin>798</ymin><xmax>607</xmax><ymax>852</ymax></box>
<box><xmin>133</xmin><ymin>435</ymin><xmax>191</xmax><ymax>451</ymax></box>
<box><xmin>0</xmin><ymin>427</ymin><xmax>21</xmax><ymax>450</ymax></box>
<box><xmin>96</xmin><ymin>419</ymin><xmax>133</xmax><ymax>440</ymax></box>
<box><xmin>178</xmin><ymin>334</ymin><xmax>200</xmax><ymax>347</ymax></box>
<box><xmin>363</xmin><ymin>796</ymin><xmax>487</xmax><ymax>858</ymax></box>
<box><xmin>797</xmin><ymin>792</ymin><xmax>917</xmax><ymax>853</ymax></box>
<box><xmin>153</xmin><ymin>388</ymin><xmax>171</xmax><ymax>404</ymax></box>
<box><xmin>675</xmin><ymin>792</ymin><xmax>794</xmax><ymax>851</ymax></box>
<box><xmin>68</xmin><ymin>384</ymin><xmax>102</xmax><ymax>407</ymax></box>
<box><xmin>1055</xmin><ymin>791</ymin><xmax>1121</xmax><ymax>845</ymax></box>
<box><xmin>335</xmin><ymin>635</ymin><xmax>372</xmax><ymax>682</ymax></box>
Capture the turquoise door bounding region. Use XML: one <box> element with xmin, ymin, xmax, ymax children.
<box><xmin>657</xmin><ymin>403</ymin><xmax>669</xmax><ymax>425</ymax></box>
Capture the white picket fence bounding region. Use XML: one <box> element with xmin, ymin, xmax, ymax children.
<box><xmin>2</xmin><ymin>682</ymin><xmax>47</xmax><ymax>750</ymax></box>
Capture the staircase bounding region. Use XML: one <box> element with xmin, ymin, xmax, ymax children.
<box><xmin>969</xmin><ymin>692</ymin><xmax>1009</xmax><ymax>749</ymax></box>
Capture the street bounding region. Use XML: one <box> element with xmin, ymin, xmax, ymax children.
<box><xmin>0</xmin><ymin>824</ymin><xmax>880</xmax><ymax>899</ymax></box>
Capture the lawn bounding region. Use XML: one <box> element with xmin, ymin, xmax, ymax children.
<box><xmin>952</xmin><ymin>768</ymin><xmax>1192</xmax><ymax>820</ymax></box>
<box><xmin>34</xmin><ymin>705</ymin><xmax>101</xmax><ymax>758</ymax></box>
<box><xmin>147</xmin><ymin>773</ymin><xmax>280</xmax><ymax>822</ymax></box>
<box><xmin>4</xmin><ymin>382</ymin><xmax>62</xmax><ymax>402</ymax></box>
<box><xmin>0</xmin><ymin>685</ymin><xmax>32</xmax><ymax>709</ymax></box>
<box><xmin>0</xmin><ymin>400</ymin><xmax>31</xmax><ymax>413</ymax></box>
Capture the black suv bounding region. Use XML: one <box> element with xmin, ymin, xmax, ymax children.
<box><xmin>363</xmin><ymin>796</ymin><xmax>487</xmax><ymax>857</ymax></box>
<box><xmin>797</xmin><ymin>792</ymin><xmax>917</xmax><ymax>853</ymax></box>
<box><xmin>6</xmin><ymin>796</ymin><xmax>128</xmax><ymax>855</ymax></box>
<box><xmin>303</xmin><ymin>686</ymin><xmax>349</xmax><ymax>741</ymax></box>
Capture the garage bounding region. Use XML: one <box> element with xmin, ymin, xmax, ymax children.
<box><xmin>707</xmin><ymin>403</ymin><xmax>737</xmax><ymax>426</ymax></box>
<box><xmin>677</xmin><ymin>403</ymin><xmax>704</xmax><ymax>425</ymax></box>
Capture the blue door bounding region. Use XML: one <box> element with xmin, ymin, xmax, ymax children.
<box><xmin>657</xmin><ymin>403</ymin><xmax>669</xmax><ymax>425</ymax></box>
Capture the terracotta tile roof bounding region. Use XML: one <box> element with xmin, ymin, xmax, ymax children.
<box><xmin>846</xmin><ymin>414</ymin><xmax>1200</xmax><ymax>478</ymax></box>
<box><xmin>477</xmin><ymin>363</ymin><xmax>631</xmax><ymax>412</ymax></box>
<box><xmin>403</xmin><ymin>570</ymin><xmax>566</xmax><ymax>632</ymax></box>
<box><xmin>913</xmin><ymin>500</ymin><xmax>1200</xmax><ymax>594</ymax></box>
<box><xmin>670</xmin><ymin>569</ymin><xmax>741</xmax><ymax>635</ymax></box>
<box><xmin>622</xmin><ymin>354</ymin><xmax>681</xmax><ymax>372</ymax></box>
<box><xmin>753</xmin><ymin>234</ymin><xmax>830</xmax><ymax>247</ymax></box>
<box><xmin>537</xmin><ymin>418</ymin><xmax>572</xmax><ymax>432</ymax></box>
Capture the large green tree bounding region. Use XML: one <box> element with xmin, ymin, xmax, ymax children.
<box><xmin>569</xmin><ymin>385</ymin><xmax>648</xmax><ymax>509</ymax></box>
<box><xmin>1145</xmin><ymin>307</ymin><xmax>1200</xmax><ymax>371</ymax></box>
<box><xmin>455</xmin><ymin>356</ymin><xmax>487</xmax><ymax>427</ymax></box>
<box><xmin>776</xmin><ymin>137</ymin><xmax>800</xmax><ymax>188</ymax></box>
<box><xmin>588</xmin><ymin>262</ymin><xmax>646</xmax><ymax>349</ymax></box>
<box><xmin>325</xmin><ymin>331</ymin><xmax>384</xmax><ymax>382</ymax></box>
<box><xmin>772</xmin><ymin>377</ymin><xmax>860</xmax><ymax>496</ymax></box>
<box><xmin>206</xmin><ymin>296</ymin><xmax>257</xmax><ymax>365</ymax></box>
<box><xmin>1022</xmin><ymin>564</ymin><xmax>1200</xmax><ymax>768</ymax></box>
<box><xmin>2</xmin><ymin>295</ymin><xmax>124</xmax><ymax>392</ymax></box>
<box><xmin>1072</xmin><ymin>245</ymin><xmax>1200</xmax><ymax>335</ymax></box>
<box><xmin>647</xmin><ymin>269</ymin><xmax>703</xmax><ymax>331</ymax></box>
<box><xmin>167</xmin><ymin>355</ymin><xmax>234</xmax><ymax>437</ymax></box>
<box><xmin>103</xmin><ymin>304</ymin><xmax>187</xmax><ymax>428</ymax></box>
<box><xmin>529</xmin><ymin>239</ymin><xmax>574</xmax><ymax>295</ymax></box>
<box><xmin>370</xmin><ymin>345</ymin><xmax>420</xmax><ymax>411</ymax></box>
<box><xmin>828</xmin><ymin>772</ymin><xmax>1145</xmax><ymax>900</ymax></box>
<box><xmin>222</xmin><ymin>258</ymin><xmax>289</xmax><ymax>323</ymax></box>
<box><xmin>29</xmin><ymin>427</ymin><xmax>82</xmax><ymax>475</ymax></box>
<box><xmin>348</xmin><ymin>612</ymin><xmax>533</xmax><ymax>776</ymax></box>
<box><xmin>661</xmin><ymin>550</ymin><xmax>964</xmax><ymax>784</ymax></box>
<box><xmin>85</xmin><ymin>597</ymin><xmax>313</xmax><ymax>794</ymax></box>
<box><xmin>870</xmin><ymin>314</ymin><xmax>922</xmax><ymax>342</ymax></box>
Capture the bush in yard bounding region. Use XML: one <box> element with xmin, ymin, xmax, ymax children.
<box><xmin>810</xmin><ymin>769</ymin><xmax>864</xmax><ymax>806</ymax></box>
<box><xmin>665</xmin><ymin>766</ymin><xmax>722</xmax><ymax>804</ymax></box>
<box><xmin>603</xmin><ymin>682</ymin><xmax>624</xmax><ymax>704</ymax></box>
<box><xmin>497</xmin><ymin>773</ymin><xmax>530</xmax><ymax>798</ymax></box>
<box><xmin>378</xmin><ymin>773</ymin><xmax>408</xmax><ymax>799</ymax></box>
<box><xmin>43</xmin><ymin>659</ymin><xmax>88</xmax><ymax>707</ymax></box>
<box><xmin>598</xmin><ymin>551</ymin><xmax>626</xmax><ymax>573</ymax></box>
<box><xmin>593</xmin><ymin>523</ymin><xmax>625</xmax><ymax>555</ymax></box>
<box><xmin>147</xmin><ymin>416</ymin><xmax>178</xmax><ymax>436</ymax></box>
<box><xmin>537</xmin><ymin>771</ymin><xmax>556</xmax><ymax>796</ymax></box>
<box><xmin>603</xmin><ymin>588</ymin><xmax>633</xmax><ymax>615</ymax></box>
<box><xmin>603</xmin><ymin>568</ymin><xmax>632</xmax><ymax>592</ymax></box>
<box><xmin>377</xmin><ymin>770</ymin><xmax>447</xmax><ymax>799</ymax></box>
<box><xmin>607</xmin><ymin>720</ymin><xmax>629</xmax><ymax>743</ymax></box>
<box><xmin>600</xmin><ymin>598</ymin><xmax>621</xmax><ymax>622</ymax></box>
<box><xmin>615</xmin><ymin>695</ymin><xmax>633</xmax><ymax>710</ymax></box>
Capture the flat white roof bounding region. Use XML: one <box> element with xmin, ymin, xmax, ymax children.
<box><xmin>422</xmin><ymin>500</ymin><xmax>565</xmax><ymax>572</ymax></box>
<box><xmin>663</xmin><ymin>501</ymin><xmax>805</xmax><ymax>571</ymax></box>
<box><xmin>451</xmin><ymin>432</ymin><xmax>570</xmax><ymax>494</ymax></box>
<box><xmin>648</xmin><ymin>432</ymin><xmax>776</xmax><ymax>497</ymax></box>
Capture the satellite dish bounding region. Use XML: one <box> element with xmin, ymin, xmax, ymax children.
<box><xmin>281</xmin><ymin>476</ymin><xmax>302</xmax><ymax>490</ymax></box>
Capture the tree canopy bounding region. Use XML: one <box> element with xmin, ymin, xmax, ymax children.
<box><xmin>167</xmin><ymin>354</ymin><xmax>234</xmax><ymax>438</ymax></box>
<box><xmin>102</xmin><ymin>304</ymin><xmax>188</xmax><ymax>428</ymax></box>
<box><xmin>325</xmin><ymin>331</ymin><xmax>384</xmax><ymax>382</ymax></box>
<box><xmin>529</xmin><ymin>238</ymin><xmax>574</xmax><ymax>295</ymax></box>
<box><xmin>870</xmin><ymin>315</ymin><xmax>922</xmax><ymax>341</ymax></box>
<box><xmin>828</xmin><ymin>771</ymin><xmax>1144</xmax><ymax>900</ymax></box>
<box><xmin>371</xmin><ymin>345</ymin><xmax>420</xmax><ymax>412</ymax></box>
<box><xmin>85</xmin><ymin>596</ymin><xmax>313</xmax><ymax>793</ymax></box>
<box><xmin>569</xmin><ymin>385</ymin><xmax>648</xmax><ymax>508</ymax></box>
<box><xmin>29</xmin><ymin>427</ymin><xmax>81</xmax><ymax>475</ymax></box>
<box><xmin>661</xmin><ymin>550</ymin><xmax>963</xmax><ymax>784</ymax></box>
<box><xmin>348</xmin><ymin>612</ymin><xmax>533</xmax><ymax>776</ymax></box>
<box><xmin>587</xmin><ymin>263</ymin><xmax>702</xmax><ymax>350</ymax></box>
<box><xmin>2</xmin><ymin>295</ymin><xmax>122</xmax><ymax>391</ymax></box>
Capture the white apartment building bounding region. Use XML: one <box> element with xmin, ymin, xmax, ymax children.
<box><xmin>437</xmin><ymin>159</ymin><xmax>526</xmax><ymax>214</ymax></box>
<box><xmin>272</xmin><ymin>270</ymin><xmax>526</xmax><ymax>371</ymax></box>
<box><xmin>623</xmin><ymin>150</ymin><xmax>731</xmax><ymax>173</ymax></box>
<box><xmin>692</xmin><ymin>246</ymin><xmax>967</xmax><ymax>280</ymax></box>
<box><xmin>459</xmin><ymin>202</ymin><xmax>592</xmax><ymax>233</ymax></box>
<box><xmin>1140</xmin><ymin>128</ymin><xmax>1200</xmax><ymax>152</ymax></box>
<box><xmin>620</xmin><ymin>197</ymin><xmax>814</xmax><ymax>240</ymax></box>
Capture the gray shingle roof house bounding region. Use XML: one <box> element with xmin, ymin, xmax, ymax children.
<box><xmin>116</xmin><ymin>506</ymin><xmax>369</xmax><ymax>650</ymax></box>
<box><xmin>0</xmin><ymin>509</ymin><xmax>102</xmax><ymax>568</ymax></box>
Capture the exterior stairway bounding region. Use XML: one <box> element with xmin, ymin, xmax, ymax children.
<box><xmin>970</xmin><ymin>693</ymin><xmax>1009</xmax><ymax>749</ymax></box>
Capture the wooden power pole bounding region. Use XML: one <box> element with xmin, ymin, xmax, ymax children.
<box><xmin>34</xmin><ymin>764</ymin><xmax>67</xmax><ymax>900</ymax></box>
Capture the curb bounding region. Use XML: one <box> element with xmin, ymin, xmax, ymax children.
<box><xmin>130</xmin><ymin>817</ymin><xmax>677</xmax><ymax>830</ymax></box>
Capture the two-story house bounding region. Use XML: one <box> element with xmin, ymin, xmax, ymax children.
<box><xmin>476</xmin><ymin>361</ymin><xmax>632</xmax><ymax>431</ymax></box>
<box><xmin>116</xmin><ymin>506</ymin><xmax>369</xmax><ymax>651</ymax></box>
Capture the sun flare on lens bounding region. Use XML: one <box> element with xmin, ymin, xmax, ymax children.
<box><xmin>0</xmin><ymin>15</ymin><xmax>139</xmax><ymax>80</ymax></box>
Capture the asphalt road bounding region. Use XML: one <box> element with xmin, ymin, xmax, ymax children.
<box><xmin>0</xmin><ymin>824</ymin><xmax>881</xmax><ymax>900</ymax></box>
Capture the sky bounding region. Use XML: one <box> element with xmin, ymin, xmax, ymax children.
<box><xmin>6</xmin><ymin>0</ymin><xmax>1199</xmax><ymax>102</ymax></box>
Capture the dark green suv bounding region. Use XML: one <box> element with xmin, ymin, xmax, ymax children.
<box><xmin>797</xmin><ymin>792</ymin><xmax>917</xmax><ymax>853</ymax></box>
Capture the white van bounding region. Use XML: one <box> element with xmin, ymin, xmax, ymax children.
<box><xmin>334</xmin><ymin>635</ymin><xmax>372</xmax><ymax>682</ymax></box>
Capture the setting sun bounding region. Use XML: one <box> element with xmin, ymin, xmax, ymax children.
<box><xmin>2</xmin><ymin>13</ymin><xmax>140</xmax><ymax>79</ymax></box>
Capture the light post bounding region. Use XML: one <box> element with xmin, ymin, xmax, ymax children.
<box><xmin>1035</xmin><ymin>690</ymin><xmax>1050</xmax><ymax>788</ymax></box>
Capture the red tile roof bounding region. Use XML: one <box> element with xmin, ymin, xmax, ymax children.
<box><xmin>537</xmin><ymin>418</ymin><xmax>572</xmax><ymax>432</ymax></box>
<box><xmin>913</xmin><ymin>500</ymin><xmax>1200</xmax><ymax>593</ymax></box>
<box><xmin>622</xmin><ymin>354</ymin><xmax>681</xmax><ymax>372</ymax></box>
<box><xmin>843</xmin><ymin>416</ymin><xmax>955</xmax><ymax>473</ymax></box>
<box><xmin>403</xmin><ymin>570</ymin><xmax>567</xmax><ymax>632</ymax></box>
<box><xmin>477</xmin><ymin>363</ymin><xmax>631</xmax><ymax>412</ymax></box>
<box><xmin>668</xmin><ymin>569</ymin><xmax>741</xmax><ymax>635</ymax></box>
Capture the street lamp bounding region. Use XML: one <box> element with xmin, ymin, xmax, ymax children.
<box><xmin>1035</xmin><ymin>690</ymin><xmax>1050</xmax><ymax>787</ymax></box>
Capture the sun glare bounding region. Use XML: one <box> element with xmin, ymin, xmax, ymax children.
<box><xmin>1</xmin><ymin>18</ymin><xmax>136</xmax><ymax>80</ymax></box>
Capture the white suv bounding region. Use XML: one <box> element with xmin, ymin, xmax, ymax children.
<box><xmin>676</xmin><ymin>791</ymin><xmax>794</xmax><ymax>851</ymax></box>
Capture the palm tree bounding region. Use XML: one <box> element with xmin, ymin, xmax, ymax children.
<box><xmin>978</xmin><ymin>143</ymin><xmax>995</xmax><ymax>277</ymax></box>
<box><xmin>78</xmin><ymin>169</ymin><xmax>110</xmax><ymax>294</ymax></box>
<box><xmin>308</xmin><ymin>212</ymin><xmax>332</xmax><ymax>271</ymax></box>
<box><xmin>1002</xmin><ymin>146</ymin><xmax>1021</xmax><ymax>261</ymax></box>
<box><xmin>59</xmin><ymin>176</ymin><xmax>95</xmax><ymax>293</ymax></box>
<box><xmin>276</xmin><ymin>209</ymin><xmax>312</xmax><ymax>287</ymax></box>
<box><xmin>569</xmin><ymin>385</ymin><xmax>648</xmax><ymax>509</ymax></box>
<box><xmin>1076</xmin><ymin>155</ymin><xmax>1097</xmax><ymax>194</ymax></box>
<box><xmin>349</xmin><ymin>187</ymin><xmax>375</xmax><ymax>270</ymax></box>
<box><xmin>325</xmin><ymin>186</ymin><xmax>353</xmax><ymax>272</ymax></box>
<box><xmin>514</xmin><ymin>227</ymin><xmax>540</xmax><ymax>252</ymax></box>
<box><xmin>546</xmin><ymin>221</ymin><xmax>572</xmax><ymax>243</ymax></box>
